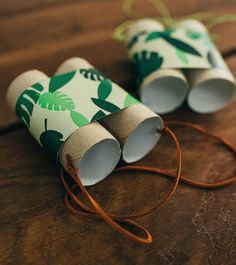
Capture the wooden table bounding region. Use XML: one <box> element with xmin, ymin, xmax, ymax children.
<box><xmin>0</xmin><ymin>0</ymin><xmax>236</xmax><ymax>264</ymax></box>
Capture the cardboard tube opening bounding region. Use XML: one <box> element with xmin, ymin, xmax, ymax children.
<box><xmin>141</xmin><ymin>74</ymin><xmax>188</xmax><ymax>114</ymax></box>
<box><xmin>188</xmin><ymin>78</ymin><xmax>236</xmax><ymax>113</ymax></box>
<box><xmin>59</xmin><ymin>122</ymin><xmax>122</xmax><ymax>186</ymax></box>
<box><xmin>123</xmin><ymin>116</ymin><xmax>163</xmax><ymax>163</ymax></box>
<box><xmin>100</xmin><ymin>104</ymin><xmax>164</xmax><ymax>163</ymax></box>
<box><xmin>79</xmin><ymin>138</ymin><xmax>121</xmax><ymax>186</ymax></box>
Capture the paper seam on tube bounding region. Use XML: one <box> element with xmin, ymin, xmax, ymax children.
<box><xmin>15</xmin><ymin>69</ymin><xmax>140</xmax><ymax>161</ymax></box>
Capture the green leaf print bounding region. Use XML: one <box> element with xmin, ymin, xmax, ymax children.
<box><xmin>162</xmin><ymin>35</ymin><xmax>202</xmax><ymax>57</ymax></box>
<box><xmin>91</xmin><ymin>98</ymin><xmax>120</xmax><ymax>113</ymax></box>
<box><xmin>145</xmin><ymin>29</ymin><xmax>174</xmax><ymax>42</ymax></box>
<box><xmin>202</xmin><ymin>35</ymin><xmax>213</xmax><ymax>48</ymax></box>
<box><xmin>176</xmin><ymin>48</ymin><xmax>189</xmax><ymax>65</ymax></box>
<box><xmin>32</xmin><ymin>82</ymin><xmax>44</xmax><ymax>92</ymax></box>
<box><xmin>186</xmin><ymin>30</ymin><xmax>203</xmax><ymax>39</ymax></box>
<box><xmin>80</xmin><ymin>68</ymin><xmax>106</xmax><ymax>81</ymax></box>
<box><xmin>49</xmin><ymin>71</ymin><xmax>76</xmax><ymax>93</ymax></box>
<box><xmin>70</xmin><ymin>110</ymin><xmax>89</xmax><ymax>127</ymax></box>
<box><xmin>38</xmin><ymin>91</ymin><xmax>75</xmax><ymax>111</ymax></box>
<box><xmin>145</xmin><ymin>31</ymin><xmax>163</xmax><ymax>42</ymax></box>
<box><xmin>40</xmin><ymin>119</ymin><xmax>64</xmax><ymax>160</ymax></box>
<box><xmin>207</xmin><ymin>50</ymin><xmax>218</xmax><ymax>68</ymax></box>
<box><xmin>98</xmin><ymin>79</ymin><xmax>112</xmax><ymax>100</ymax></box>
<box><xmin>132</xmin><ymin>50</ymin><xmax>164</xmax><ymax>85</ymax></box>
<box><xmin>91</xmin><ymin>110</ymin><xmax>106</xmax><ymax>122</ymax></box>
<box><xmin>127</xmin><ymin>31</ymin><xmax>146</xmax><ymax>49</ymax></box>
<box><xmin>124</xmin><ymin>94</ymin><xmax>139</xmax><ymax>108</ymax></box>
<box><xmin>15</xmin><ymin>82</ymin><xmax>44</xmax><ymax>127</ymax></box>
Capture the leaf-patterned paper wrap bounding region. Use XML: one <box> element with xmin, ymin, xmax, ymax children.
<box><xmin>15</xmin><ymin>70</ymin><xmax>139</xmax><ymax>161</ymax></box>
<box><xmin>185</xmin><ymin>29</ymin><xmax>230</xmax><ymax>71</ymax></box>
<box><xmin>128</xmin><ymin>28</ymin><xmax>213</xmax><ymax>84</ymax></box>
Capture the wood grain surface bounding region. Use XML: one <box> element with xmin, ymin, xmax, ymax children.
<box><xmin>0</xmin><ymin>0</ymin><xmax>236</xmax><ymax>264</ymax></box>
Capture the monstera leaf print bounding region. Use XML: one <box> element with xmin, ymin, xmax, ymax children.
<box><xmin>38</xmin><ymin>91</ymin><xmax>75</xmax><ymax>111</ymax></box>
<box><xmin>15</xmin><ymin>82</ymin><xmax>44</xmax><ymax>127</ymax></box>
<box><xmin>38</xmin><ymin>71</ymin><xmax>76</xmax><ymax>111</ymax></box>
<box><xmin>39</xmin><ymin>119</ymin><xmax>64</xmax><ymax>159</ymax></box>
<box><xmin>132</xmin><ymin>50</ymin><xmax>164</xmax><ymax>85</ymax></box>
<box><xmin>79</xmin><ymin>68</ymin><xmax>106</xmax><ymax>81</ymax></box>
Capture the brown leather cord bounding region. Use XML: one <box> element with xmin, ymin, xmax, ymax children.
<box><xmin>61</xmin><ymin>158</ymin><xmax>153</xmax><ymax>244</ymax></box>
<box><xmin>61</xmin><ymin>161</ymin><xmax>153</xmax><ymax>244</ymax></box>
<box><xmin>60</xmin><ymin>121</ymin><xmax>236</xmax><ymax>244</ymax></box>
<box><xmin>165</xmin><ymin>120</ymin><xmax>236</xmax><ymax>188</ymax></box>
<box><xmin>60</xmin><ymin>125</ymin><xmax>182</xmax><ymax>244</ymax></box>
<box><xmin>118</xmin><ymin>121</ymin><xmax>236</xmax><ymax>188</ymax></box>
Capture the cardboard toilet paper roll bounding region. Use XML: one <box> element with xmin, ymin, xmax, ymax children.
<box><xmin>6</xmin><ymin>70</ymin><xmax>121</xmax><ymax>186</ymax></box>
<box><xmin>126</xmin><ymin>18</ymin><xmax>189</xmax><ymax>114</ymax></box>
<box><xmin>175</xmin><ymin>19</ymin><xmax>236</xmax><ymax>113</ymax></box>
<box><xmin>56</xmin><ymin>58</ymin><xmax>164</xmax><ymax>163</ymax></box>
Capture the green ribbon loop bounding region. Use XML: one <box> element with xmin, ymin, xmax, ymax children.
<box><xmin>113</xmin><ymin>0</ymin><xmax>236</xmax><ymax>43</ymax></box>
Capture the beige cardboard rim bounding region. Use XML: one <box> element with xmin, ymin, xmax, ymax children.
<box><xmin>100</xmin><ymin>103</ymin><xmax>164</xmax><ymax>163</ymax></box>
<box><xmin>6</xmin><ymin>70</ymin><xmax>48</xmax><ymax>111</ymax></box>
<box><xmin>140</xmin><ymin>69</ymin><xmax>189</xmax><ymax>114</ymax></box>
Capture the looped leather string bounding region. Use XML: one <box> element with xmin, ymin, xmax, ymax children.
<box><xmin>60</xmin><ymin>125</ymin><xmax>182</xmax><ymax>244</ymax></box>
<box><xmin>61</xmin><ymin>170</ymin><xmax>153</xmax><ymax>244</ymax></box>
<box><xmin>60</xmin><ymin>121</ymin><xmax>236</xmax><ymax>244</ymax></box>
